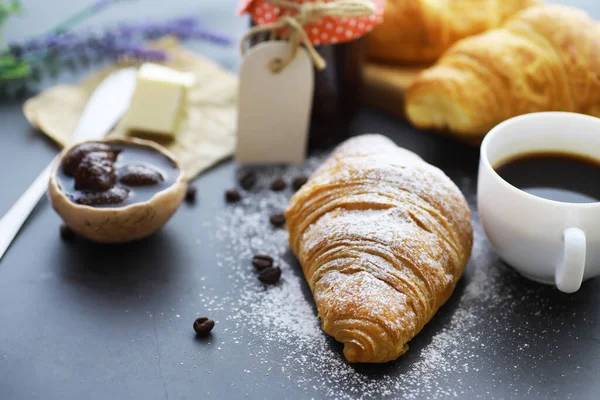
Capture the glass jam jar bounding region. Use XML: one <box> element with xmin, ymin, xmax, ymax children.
<box><xmin>307</xmin><ymin>38</ymin><xmax>365</xmax><ymax>149</ymax></box>
<box><xmin>249</xmin><ymin>26</ymin><xmax>365</xmax><ymax>149</ymax></box>
<box><xmin>240</xmin><ymin>0</ymin><xmax>384</xmax><ymax>150</ymax></box>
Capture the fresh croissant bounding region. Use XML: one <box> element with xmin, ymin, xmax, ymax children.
<box><xmin>367</xmin><ymin>0</ymin><xmax>540</xmax><ymax>64</ymax></box>
<box><xmin>285</xmin><ymin>134</ymin><xmax>473</xmax><ymax>363</ymax></box>
<box><xmin>405</xmin><ymin>5</ymin><xmax>600</xmax><ymax>139</ymax></box>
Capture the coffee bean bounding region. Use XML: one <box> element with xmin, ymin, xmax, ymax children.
<box><xmin>185</xmin><ymin>184</ymin><xmax>197</xmax><ymax>203</ymax></box>
<box><xmin>239</xmin><ymin>171</ymin><xmax>257</xmax><ymax>190</ymax></box>
<box><xmin>293</xmin><ymin>176</ymin><xmax>308</xmax><ymax>191</ymax></box>
<box><xmin>252</xmin><ymin>254</ymin><xmax>273</xmax><ymax>271</ymax></box>
<box><xmin>193</xmin><ymin>317</ymin><xmax>215</xmax><ymax>336</ymax></box>
<box><xmin>269</xmin><ymin>213</ymin><xmax>286</xmax><ymax>228</ymax></box>
<box><xmin>225</xmin><ymin>189</ymin><xmax>242</xmax><ymax>203</ymax></box>
<box><xmin>259</xmin><ymin>266</ymin><xmax>282</xmax><ymax>284</ymax></box>
<box><xmin>270</xmin><ymin>178</ymin><xmax>286</xmax><ymax>192</ymax></box>
<box><xmin>60</xmin><ymin>224</ymin><xmax>75</xmax><ymax>241</ymax></box>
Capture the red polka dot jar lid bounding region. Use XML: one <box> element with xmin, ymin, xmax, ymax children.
<box><xmin>237</xmin><ymin>0</ymin><xmax>385</xmax><ymax>46</ymax></box>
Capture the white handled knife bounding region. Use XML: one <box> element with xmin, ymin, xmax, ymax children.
<box><xmin>0</xmin><ymin>67</ymin><xmax>138</xmax><ymax>261</ymax></box>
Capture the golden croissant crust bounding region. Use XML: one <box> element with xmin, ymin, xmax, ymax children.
<box><xmin>285</xmin><ymin>134</ymin><xmax>473</xmax><ymax>363</ymax></box>
<box><xmin>405</xmin><ymin>5</ymin><xmax>600</xmax><ymax>139</ymax></box>
<box><xmin>367</xmin><ymin>0</ymin><xmax>539</xmax><ymax>64</ymax></box>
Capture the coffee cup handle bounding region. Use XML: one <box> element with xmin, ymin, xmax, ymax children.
<box><xmin>556</xmin><ymin>227</ymin><xmax>586</xmax><ymax>293</ymax></box>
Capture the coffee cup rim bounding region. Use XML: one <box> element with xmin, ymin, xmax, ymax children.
<box><xmin>480</xmin><ymin>112</ymin><xmax>600</xmax><ymax>209</ymax></box>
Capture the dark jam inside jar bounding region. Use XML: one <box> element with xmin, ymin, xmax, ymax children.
<box><xmin>250</xmin><ymin>23</ymin><xmax>365</xmax><ymax>150</ymax></box>
<box><xmin>57</xmin><ymin>142</ymin><xmax>179</xmax><ymax>208</ymax></box>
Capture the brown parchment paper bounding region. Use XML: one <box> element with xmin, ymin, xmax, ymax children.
<box><xmin>23</xmin><ymin>37</ymin><xmax>238</xmax><ymax>180</ymax></box>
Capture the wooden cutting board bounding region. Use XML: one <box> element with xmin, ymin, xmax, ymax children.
<box><xmin>363</xmin><ymin>62</ymin><xmax>428</xmax><ymax>119</ymax></box>
<box><xmin>362</xmin><ymin>62</ymin><xmax>484</xmax><ymax>146</ymax></box>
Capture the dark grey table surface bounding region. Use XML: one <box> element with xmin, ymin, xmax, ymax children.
<box><xmin>1</xmin><ymin>1</ymin><xmax>599</xmax><ymax>399</ymax></box>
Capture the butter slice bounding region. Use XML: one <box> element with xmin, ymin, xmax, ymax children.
<box><xmin>125</xmin><ymin>63</ymin><xmax>195</xmax><ymax>138</ymax></box>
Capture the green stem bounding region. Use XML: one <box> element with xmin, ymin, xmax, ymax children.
<box><xmin>0</xmin><ymin>0</ymin><xmax>22</xmax><ymax>26</ymax></box>
<box><xmin>46</xmin><ymin>3</ymin><xmax>104</xmax><ymax>35</ymax></box>
<box><xmin>36</xmin><ymin>1</ymin><xmax>124</xmax><ymax>38</ymax></box>
<box><xmin>0</xmin><ymin>1</ymin><xmax>116</xmax><ymax>82</ymax></box>
<box><xmin>0</xmin><ymin>64</ymin><xmax>29</xmax><ymax>79</ymax></box>
<box><xmin>0</xmin><ymin>55</ymin><xmax>17</xmax><ymax>67</ymax></box>
<box><xmin>0</xmin><ymin>55</ymin><xmax>30</xmax><ymax>80</ymax></box>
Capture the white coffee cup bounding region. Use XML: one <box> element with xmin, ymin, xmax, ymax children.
<box><xmin>478</xmin><ymin>112</ymin><xmax>600</xmax><ymax>293</ymax></box>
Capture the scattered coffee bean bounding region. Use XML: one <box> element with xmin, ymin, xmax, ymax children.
<box><xmin>239</xmin><ymin>171</ymin><xmax>257</xmax><ymax>190</ymax></box>
<box><xmin>269</xmin><ymin>213</ymin><xmax>286</xmax><ymax>228</ymax></box>
<box><xmin>259</xmin><ymin>266</ymin><xmax>282</xmax><ymax>284</ymax></box>
<box><xmin>193</xmin><ymin>317</ymin><xmax>215</xmax><ymax>336</ymax></box>
<box><xmin>225</xmin><ymin>189</ymin><xmax>242</xmax><ymax>203</ymax></box>
<box><xmin>252</xmin><ymin>254</ymin><xmax>274</xmax><ymax>271</ymax></box>
<box><xmin>270</xmin><ymin>178</ymin><xmax>286</xmax><ymax>192</ymax></box>
<box><xmin>185</xmin><ymin>184</ymin><xmax>197</xmax><ymax>203</ymax></box>
<box><xmin>293</xmin><ymin>176</ymin><xmax>308</xmax><ymax>191</ymax></box>
<box><xmin>60</xmin><ymin>224</ymin><xmax>75</xmax><ymax>241</ymax></box>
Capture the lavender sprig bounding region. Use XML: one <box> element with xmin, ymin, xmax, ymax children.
<box><xmin>0</xmin><ymin>0</ymin><xmax>21</xmax><ymax>25</ymax></box>
<box><xmin>0</xmin><ymin>1</ymin><xmax>232</xmax><ymax>98</ymax></box>
<box><xmin>17</xmin><ymin>16</ymin><xmax>231</xmax><ymax>62</ymax></box>
<box><xmin>50</xmin><ymin>0</ymin><xmax>130</xmax><ymax>34</ymax></box>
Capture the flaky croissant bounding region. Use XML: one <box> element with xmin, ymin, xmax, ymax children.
<box><xmin>285</xmin><ymin>134</ymin><xmax>473</xmax><ymax>363</ymax></box>
<box><xmin>367</xmin><ymin>0</ymin><xmax>539</xmax><ymax>64</ymax></box>
<box><xmin>405</xmin><ymin>5</ymin><xmax>600</xmax><ymax>139</ymax></box>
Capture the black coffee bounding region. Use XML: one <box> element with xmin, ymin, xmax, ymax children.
<box><xmin>494</xmin><ymin>152</ymin><xmax>600</xmax><ymax>203</ymax></box>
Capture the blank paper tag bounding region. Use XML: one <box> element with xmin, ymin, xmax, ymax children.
<box><xmin>236</xmin><ymin>41</ymin><xmax>313</xmax><ymax>164</ymax></box>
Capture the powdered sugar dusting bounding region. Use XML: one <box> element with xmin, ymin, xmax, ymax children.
<box><xmin>198</xmin><ymin>155</ymin><xmax>586</xmax><ymax>399</ymax></box>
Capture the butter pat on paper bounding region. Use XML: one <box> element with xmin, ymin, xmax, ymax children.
<box><xmin>124</xmin><ymin>63</ymin><xmax>195</xmax><ymax>138</ymax></box>
<box><xmin>236</xmin><ymin>41</ymin><xmax>313</xmax><ymax>164</ymax></box>
<box><xmin>22</xmin><ymin>37</ymin><xmax>238</xmax><ymax>180</ymax></box>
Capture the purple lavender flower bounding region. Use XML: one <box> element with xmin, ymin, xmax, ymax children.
<box><xmin>115</xmin><ymin>17</ymin><xmax>232</xmax><ymax>45</ymax></box>
<box><xmin>111</xmin><ymin>43</ymin><xmax>167</xmax><ymax>61</ymax></box>
<box><xmin>187</xmin><ymin>29</ymin><xmax>232</xmax><ymax>46</ymax></box>
<box><xmin>4</xmin><ymin>11</ymin><xmax>232</xmax><ymax>92</ymax></box>
<box><xmin>14</xmin><ymin>15</ymin><xmax>231</xmax><ymax>64</ymax></box>
<box><xmin>1</xmin><ymin>0</ymin><xmax>231</xmax><ymax>94</ymax></box>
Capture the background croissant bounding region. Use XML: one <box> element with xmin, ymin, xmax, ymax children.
<box><xmin>285</xmin><ymin>134</ymin><xmax>473</xmax><ymax>363</ymax></box>
<box><xmin>405</xmin><ymin>5</ymin><xmax>600</xmax><ymax>139</ymax></box>
<box><xmin>367</xmin><ymin>0</ymin><xmax>540</xmax><ymax>64</ymax></box>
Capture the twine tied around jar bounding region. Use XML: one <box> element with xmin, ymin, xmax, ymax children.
<box><xmin>240</xmin><ymin>0</ymin><xmax>376</xmax><ymax>73</ymax></box>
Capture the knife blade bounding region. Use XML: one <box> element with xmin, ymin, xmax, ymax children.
<box><xmin>0</xmin><ymin>67</ymin><xmax>138</xmax><ymax>261</ymax></box>
<box><xmin>71</xmin><ymin>67</ymin><xmax>137</xmax><ymax>143</ymax></box>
